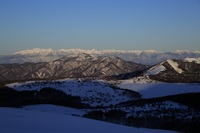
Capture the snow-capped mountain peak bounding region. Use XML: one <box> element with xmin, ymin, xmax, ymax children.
<box><xmin>57</xmin><ymin>48</ymin><xmax>99</xmax><ymax>55</ymax></box>
<box><xmin>56</xmin><ymin>53</ymin><xmax>97</xmax><ymax>62</ymax></box>
<box><xmin>140</xmin><ymin>50</ymin><xmax>161</xmax><ymax>55</ymax></box>
<box><xmin>166</xmin><ymin>60</ymin><xmax>183</xmax><ymax>74</ymax></box>
<box><xmin>2</xmin><ymin>48</ymin><xmax>200</xmax><ymax>65</ymax></box>
<box><xmin>14</xmin><ymin>48</ymin><xmax>55</xmax><ymax>56</ymax></box>
<box><xmin>184</xmin><ymin>57</ymin><xmax>200</xmax><ymax>64</ymax></box>
<box><xmin>170</xmin><ymin>50</ymin><xmax>190</xmax><ymax>54</ymax></box>
<box><xmin>145</xmin><ymin>59</ymin><xmax>184</xmax><ymax>76</ymax></box>
<box><xmin>144</xmin><ymin>62</ymin><xmax>166</xmax><ymax>76</ymax></box>
<box><xmin>13</xmin><ymin>48</ymin><xmax>172</xmax><ymax>56</ymax></box>
<box><xmin>72</xmin><ymin>53</ymin><xmax>98</xmax><ymax>61</ymax></box>
<box><xmin>143</xmin><ymin>58</ymin><xmax>200</xmax><ymax>82</ymax></box>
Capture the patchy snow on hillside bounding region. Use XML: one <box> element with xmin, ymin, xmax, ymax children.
<box><xmin>118</xmin><ymin>100</ymin><xmax>200</xmax><ymax>120</ymax></box>
<box><xmin>129</xmin><ymin>101</ymin><xmax>188</xmax><ymax>112</ymax></box>
<box><xmin>119</xmin><ymin>76</ymin><xmax>157</xmax><ymax>84</ymax></box>
<box><xmin>6</xmin><ymin>79</ymin><xmax>138</xmax><ymax>107</ymax></box>
<box><xmin>0</xmin><ymin>107</ymin><xmax>177</xmax><ymax>133</ymax></box>
<box><xmin>167</xmin><ymin>60</ymin><xmax>183</xmax><ymax>74</ymax></box>
<box><xmin>118</xmin><ymin>82</ymin><xmax>200</xmax><ymax>98</ymax></box>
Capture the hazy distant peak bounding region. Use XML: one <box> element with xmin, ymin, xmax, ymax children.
<box><xmin>14</xmin><ymin>48</ymin><xmax>54</xmax><ymax>55</ymax></box>
<box><xmin>71</xmin><ymin>53</ymin><xmax>97</xmax><ymax>60</ymax></box>
<box><xmin>100</xmin><ymin>55</ymin><xmax>124</xmax><ymax>61</ymax></box>
<box><xmin>2</xmin><ymin>48</ymin><xmax>200</xmax><ymax>65</ymax></box>
<box><xmin>55</xmin><ymin>52</ymin><xmax>97</xmax><ymax>62</ymax></box>
<box><xmin>184</xmin><ymin>57</ymin><xmax>200</xmax><ymax>64</ymax></box>
<box><xmin>13</xmin><ymin>48</ymin><xmax>200</xmax><ymax>56</ymax></box>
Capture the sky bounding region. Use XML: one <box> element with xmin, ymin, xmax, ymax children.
<box><xmin>0</xmin><ymin>0</ymin><xmax>200</xmax><ymax>55</ymax></box>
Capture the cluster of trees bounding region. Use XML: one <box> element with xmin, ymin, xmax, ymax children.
<box><xmin>83</xmin><ymin>92</ymin><xmax>200</xmax><ymax>133</ymax></box>
<box><xmin>126</xmin><ymin>116</ymin><xmax>200</xmax><ymax>133</ymax></box>
<box><xmin>83</xmin><ymin>109</ymin><xmax>127</xmax><ymax>124</ymax></box>
<box><xmin>119</xmin><ymin>92</ymin><xmax>200</xmax><ymax>110</ymax></box>
<box><xmin>84</xmin><ymin>109</ymin><xmax>200</xmax><ymax>133</ymax></box>
<box><xmin>0</xmin><ymin>86</ymin><xmax>85</xmax><ymax>108</ymax></box>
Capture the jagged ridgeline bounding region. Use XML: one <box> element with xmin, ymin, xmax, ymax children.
<box><xmin>0</xmin><ymin>53</ymin><xmax>148</xmax><ymax>82</ymax></box>
<box><xmin>1</xmin><ymin>48</ymin><xmax>200</xmax><ymax>65</ymax></box>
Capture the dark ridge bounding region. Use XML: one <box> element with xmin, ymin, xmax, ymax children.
<box><xmin>0</xmin><ymin>86</ymin><xmax>87</xmax><ymax>109</ymax></box>
<box><xmin>118</xmin><ymin>92</ymin><xmax>200</xmax><ymax>110</ymax></box>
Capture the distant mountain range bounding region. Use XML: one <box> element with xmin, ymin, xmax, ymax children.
<box><xmin>0</xmin><ymin>50</ymin><xmax>200</xmax><ymax>82</ymax></box>
<box><xmin>0</xmin><ymin>53</ymin><xmax>147</xmax><ymax>81</ymax></box>
<box><xmin>1</xmin><ymin>48</ymin><xmax>200</xmax><ymax>65</ymax></box>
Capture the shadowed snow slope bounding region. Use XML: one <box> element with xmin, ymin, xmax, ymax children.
<box><xmin>0</xmin><ymin>107</ymin><xmax>176</xmax><ymax>133</ymax></box>
<box><xmin>119</xmin><ymin>82</ymin><xmax>200</xmax><ymax>98</ymax></box>
<box><xmin>23</xmin><ymin>104</ymin><xmax>87</xmax><ymax>116</ymax></box>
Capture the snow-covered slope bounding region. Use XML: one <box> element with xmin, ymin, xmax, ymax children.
<box><xmin>144</xmin><ymin>59</ymin><xmax>184</xmax><ymax>76</ymax></box>
<box><xmin>166</xmin><ymin>60</ymin><xmax>183</xmax><ymax>74</ymax></box>
<box><xmin>0</xmin><ymin>107</ymin><xmax>176</xmax><ymax>133</ymax></box>
<box><xmin>118</xmin><ymin>82</ymin><xmax>200</xmax><ymax>98</ymax></box>
<box><xmin>23</xmin><ymin>104</ymin><xmax>87</xmax><ymax>116</ymax></box>
<box><xmin>1</xmin><ymin>48</ymin><xmax>200</xmax><ymax>65</ymax></box>
<box><xmin>6</xmin><ymin>79</ymin><xmax>140</xmax><ymax>107</ymax></box>
<box><xmin>144</xmin><ymin>62</ymin><xmax>166</xmax><ymax>76</ymax></box>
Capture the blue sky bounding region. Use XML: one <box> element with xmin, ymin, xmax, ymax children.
<box><xmin>0</xmin><ymin>0</ymin><xmax>200</xmax><ymax>55</ymax></box>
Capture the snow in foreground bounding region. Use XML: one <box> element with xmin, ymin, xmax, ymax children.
<box><xmin>0</xmin><ymin>107</ymin><xmax>176</xmax><ymax>133</ymax></box>
<box><xmin>23</xmin><ymin>104</ymin><xmax>87</xmax><ymax>116</ymax></box>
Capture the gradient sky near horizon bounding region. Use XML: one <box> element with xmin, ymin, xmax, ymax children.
<box><xmin>0</xmin><ymin>0</ymin><xmax>200</xmax><ymax>55</ymax></box>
